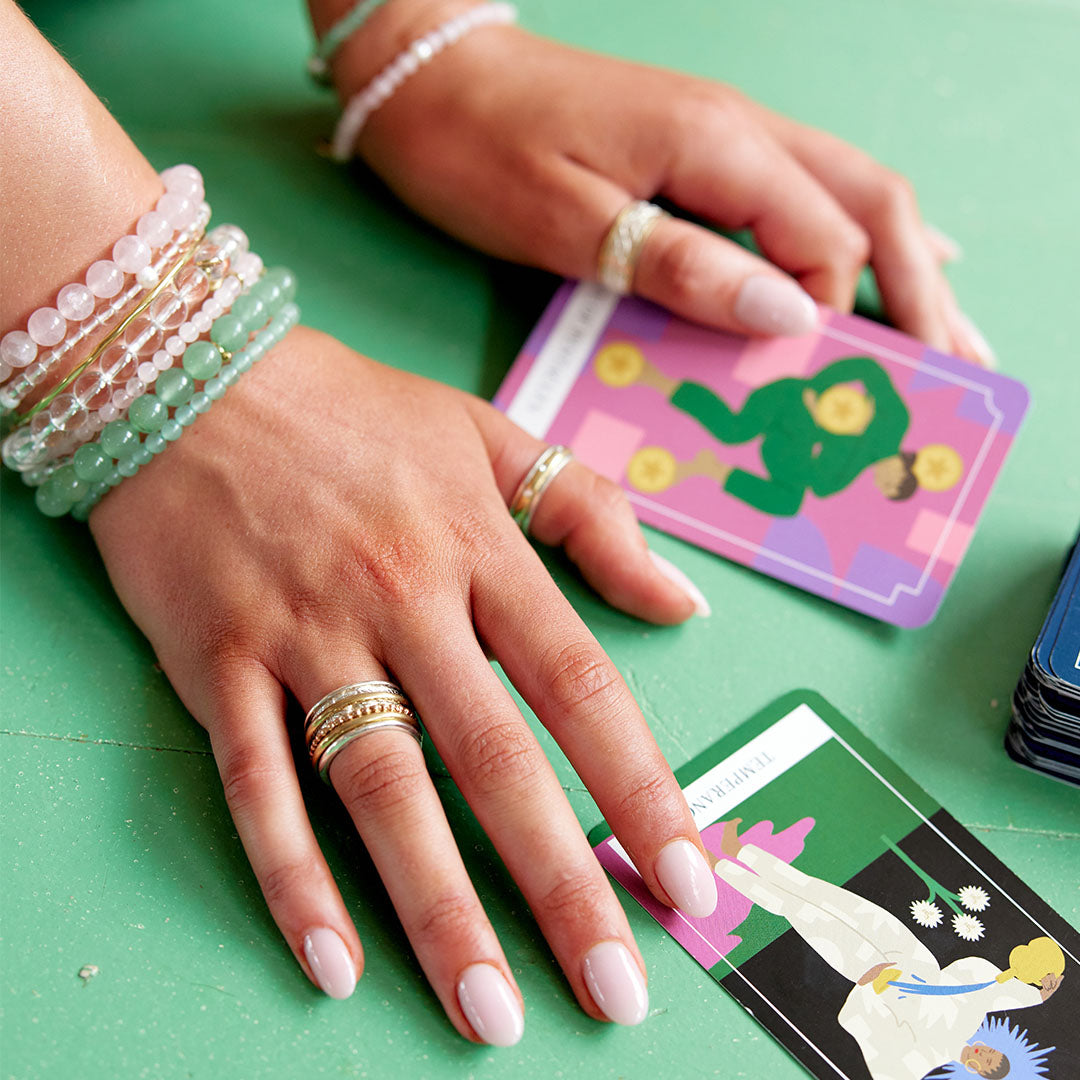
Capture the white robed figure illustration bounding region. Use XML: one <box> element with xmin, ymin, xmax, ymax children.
<box><xmin>709</xmin><ymin>820</ymin><xmax>1065</xmax><ymax>1080</ymax></box>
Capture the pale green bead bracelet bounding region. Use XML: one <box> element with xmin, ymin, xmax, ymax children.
<box><xmin>31</xmin><ymin>268</ymin><xmax>298</xmax><ymax>519</ymax></box>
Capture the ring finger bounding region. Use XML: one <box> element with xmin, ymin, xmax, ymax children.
<box><xmin>284</xmin><ymin>649</ymin><xmax>526</xmax><ymax>1047</ymax></box>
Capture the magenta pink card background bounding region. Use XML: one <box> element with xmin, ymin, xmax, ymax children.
<box><xmin>496</xmin><ymin>283</ymin><xmax>1030</xmax><ymax>627</ymax></box>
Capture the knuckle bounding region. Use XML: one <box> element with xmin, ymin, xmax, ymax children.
<box><xmin>650</xmin><ymin>230</ymin><xmax>713</xmax><ymax>310</ymax></box>
<box><xmin>612</xmin><ymin>769</ymin><xmax>672</xmax><ymax>823</ymax></box>
<box><xmin>344</xmin><ymin>531</ymin><xmax>431</xmax><ymax>608</ymax></box>
<box><xmin>454</xmin><ymin>718</ymin><xmax>541</xmax><ymax>796</ymax></box>
<box><xmin>333</xmin><ymin>744</ymin><xmax>427</xmax><ymax>817</ymax></box>
<box><xmin>544</xmin><ymin>641</ymin><xmax>625</xmax><ymax>719</ymax></box>
<box><xmin>872</xmin><ymin>169</ymin><xmax>919</xmax><ymax>223</ymax></box>
<box><xmin>833</xmin><ymin>221</ymin><xmax>872</xmax><ymax>271</ymax></box>
<box><xmin>411</xmin><ymin>891</ymin><xmax>482</xmax><ymax>951</ymax></box>
<box><xmin>218</xmin><ymin>741</ymin><xmax>285</xmax><ymax>815</ymax></box>
<box><xmin>537</xmin><ymin>867</ymin><xmax>610</xmax><ymax>925</ymax></box>
<box><xmin>583</xmin><ymin>472</ymin><xmax>630</xmax><ymax>521</ymax></box>
<box><xmin>260</xmin><ymin>855</ymin><xmax>325</xmax><ymax>911</ymax></box>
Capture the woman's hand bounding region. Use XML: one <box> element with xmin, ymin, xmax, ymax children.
<box><xmin>89</xmin><ymin>326</ymin><xmax>718</xmax><ymax>1043</ymax></box>
<box><xmin>332</xmin><ymin>13</ymin><xmax>992</xmax><ymax>364</ymax></box>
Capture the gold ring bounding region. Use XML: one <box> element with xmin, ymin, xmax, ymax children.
<box><xmin>304</xmin><ymin>680</ymin><xmax>421</xmax><ymax>784</ymax></box>
<box><xmin>509</xmin><ymin>445</ymin><xmax>574</xmax><ymax>536</ymax></box>
<box><xmin>597</xmin><ymin>200</ymin><xmax>668</xmax><ymax>295</ymax></box>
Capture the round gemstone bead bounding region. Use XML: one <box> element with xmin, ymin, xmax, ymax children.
<box><xmin>191</xmin><ymin>310</ymin><xmax>212</xmax><ymax>334</ymax></box>
<box><xmin>161</xmin><ymin>164</ymin><xmax>204</xmax><ymax>202</ymax></box>
<box><xmin>73</xmin><ymin>444</ymin><xmax>113</xmax><ymax>482</ymax></box>
<box><xmin>47</xmin><ymin>393</ymin><xmax>78</xmax><ymax>430</ymax></box>
<box><xmin>190</xmin><ymin>391</ymin><xmax>211</xmax><ymax>413</ymax></box>
<box><xmin>56</xmin><ymin>283</ymin><xmax>96</xmax><ymax>322</ymax></box>
<box><xmin>124</xmin><ymin>314</ymin><xmax>164</xmax><ymax>354</ymax></box>
<box><xmin>129</xmin><ymin>394</ymin><xmax>168</xmax><ymax>433</ymax></box>
<box><xmin>132</xmin><ymin>446</ymin><xmax>154</xmax><ymax>467</ymax></box>
<box><xmin>118</xmin><ymin>458</ymin><xmax>141</xmax><ymax>478</ymax></box>
<box><xmin>1</xmin><ymin>427</ymin><xmax>35</xmax><ymax>471</ymax></box>
<box><xmin>86</xmin><ymin>259</ymin><xmax>124</xmax><ymax>299</ymax></box>
<box><xmin>161</xmin><ymin>419</ymin><xmax>183</xmax><ymax>441</ymax></box>
<box><xmin>157</xmin><ymin>191</ymin><xmax>196</xmax><ymax>228</ymax></box>
<box><xmin>148</xmin><ymin>288</ymin><xmax>188</xmax><ymax>331</ymax></box>
<box><xmin>99</xmin><ymin>402</ymin><xmax>120</xmax><ymax>423</ymax></box>
<box><xmin>233</xmin><ymin>251</ymin><xmax>263</xmax><ymax>282</ymax></box>
<box><xmin>262</xmin><ymin>266</ymin><xmax>297</xmax><ymax>304</ymax></box>
<box><xmin>101</xmin><ymin>344</ymin><xmax>138</xmax><ymax>384</ymax></box>
<box><xmin>100</xmin><ymin>420</ymin><xmax>140</xmax><ymax>459</ymax></box>
<box><xmin>156</xmin><ymin>368</ymin><xmax>194</xmax><ymax>406</ymax></box>
<box><xmin>1</xmin><ymin>330</ymin><xmax>36</xmax><ymax>368</ymax></box>
<box><xmin>144</xmin><ymin>433</ymin><xmax>167</xmax><ymax>455</ymax></box>
<box><xmin>204</xmin><ymin>377</ymin><xmax>226</xmax><ymax>400</ymax></box>
<box><xmin>165</xmin><ymin>336</ymin><xmax>186</xmax><ymax>357</ymax></box>
<box><xmin>210</xmin><ymin>313</ymin><xmax>247</xmax><ymax>353</ymax></box>
<box><xmin>136</xmin><ymin>209</ymin><xmax>173</xmax><ymax>248</ymax></box>
<box><xmin>181</xmin><ymin>341</ymin><xmax>222</xmax><ymax>381</ymax></box>
<box><xmin>194</xmin><ymin>242</ymin><xmax>228</xmax><ymax>286</ymax></box>
<box><xmin>175</xmin><ymin>266</ymin><xmax>210</xmax><ymax>306</ymax></box>
<box><xmin>112</xmin><ymin>234</ymin><xmax>152</xmax><ymax>274</ymax></box>
<box><xmin>231</xmin><ymin>293</ymin><xmax>266</xmax><ymax>332</ymax></box>
<box><xmin>178</xmin><ymin>322</ymin><xmax>199</xmax><ymax>344</ymax></box>
<box><xmin>203</xmin><ymin>297</ymin><xmax>224</xmax><ymax>320</ymax></box>
<box><xmin>233</xmin><ymin>351</ymin><xmax>253</xmax><ymax>374</ymax></box>
<box><xmin>138</xmin><ymin>362</ymin><xmax>158</xmax><ymax>384</ymax></box>
<box><xmin>27</xmin><ymin>307</ymin><xmax>66</xmax><ymax>347</ymax></box>
<box><xmin>36</xmin><ymin>465</ymin><xmax>87</xmax><ymax>517</ymax></box>
<box><xmin>220</xmin><ymin>365</ymin><xmax>239</xmax><ymax>387</ymax></box>
<box><xmin>74</xmin><ymin>372</ymin><xmax>111</xmax><ymax>409</ymax></box>
<box><xmin>175</xmin><ymin>404</ymin><xmax>197</xmax><ymax>427</ymax></box>
<box><xmin>136</xmin><ymin>265</ymin><xmax>160</xmax><ymax>289</ymax></box>
<box><xmin>251</xmin><ymin>276</ymin><xmax>283</xmax><ymax>310</ymax></box>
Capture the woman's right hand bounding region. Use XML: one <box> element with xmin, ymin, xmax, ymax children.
<box><xmin>88</xmin><ymin>325</ymin><xmax>718</xmax><ymax>1044</ymax></box>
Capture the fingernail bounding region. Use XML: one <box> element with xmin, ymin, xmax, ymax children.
<box><xmin>457</xmin><ymin>963</ymin><xmax>524</xmax><ymax>1047</ymax></box>
<box><xmin>655</xmin><ymin>838</ymin><xmax>719</xmax><ymax>918</ymax></box>
<box><xmin>925</xmin><ymin>223</ymin><xmax>963</xmax><ymax>262</ymax></box>
<box><xmin>648</xmin><ymin>551</ymin><xmax>711</xmax><ymax>617</ymax></box>
<box><xmin>733</xmin><ymin>275</ymin><xmax>818</xmax><ymax>337</ymax></box>
<box><xmin>582</xmin><ymin>941</ymin><xmax>649</xmax><ymax>1026</ymax></box>
<box><xmin>302</xmin><ymin>927</ymin><xmax>356</xmax><ymax>1000</ymax></box>
<box><xmin>954</xmin><ymin>310</ymin><xmax>997</xmax><ymax>369</ymax></box>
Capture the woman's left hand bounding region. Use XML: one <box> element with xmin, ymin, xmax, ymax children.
<box><xmin>330</xmin><ymin>8</ymin><xmax>993</xmax><ymax>365</ymax></box>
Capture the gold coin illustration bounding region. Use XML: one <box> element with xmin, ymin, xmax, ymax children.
<box><xmin>815</xmin><ymin>385</ymin><xmax>875</xmax><ymax>435</ymax></box>
<box><xmin>627</xmin><ymin>446</ymin><xmax>678</xmax><ymax>493</ymax></box>
<box><xmin>912</xmin><ymin>443</ymin><xmax>964</xmax><ymax>491</ymax></box>
<box><xmin>594</xmin><ymin>342</ymin><xmax>646</xmax><ymax>387</ymax></box>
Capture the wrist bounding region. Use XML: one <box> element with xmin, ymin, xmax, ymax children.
<box><xmin>311</xmin><ymin>0</ymin><xmax>483</xmax><ymax>101</ymax></box>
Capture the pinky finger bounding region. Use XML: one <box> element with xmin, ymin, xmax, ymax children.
<box><xmin>207</xmin><ymin>663</ymin><xmax>363</xmax><ymax>999</ymax></box>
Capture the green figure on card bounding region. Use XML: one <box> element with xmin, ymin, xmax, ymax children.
<box><xmin>595</xmin><ymin>343</ymin><xmax>963</xmax><ymax>517</ymax></box>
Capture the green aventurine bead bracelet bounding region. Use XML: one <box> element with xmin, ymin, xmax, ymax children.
<box><xmin>31</xmin><ymin>272</ymin><xmax>298</xmax><ymax>520</ymax></box>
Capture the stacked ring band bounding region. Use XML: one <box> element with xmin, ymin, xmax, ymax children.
<box><xmin>509</xmin><ymin>444</ymin><xmax>574</xmax><ymax>536</ymax></box>
<box><xmin>304</xmin><ymin>680</ymin><xmax>422</xmax><ymax>783</ymax></box>
<box><xmin>597</xmin><ymin>200</ymin><xmax>668</xmax><ymax>295</ymax></box>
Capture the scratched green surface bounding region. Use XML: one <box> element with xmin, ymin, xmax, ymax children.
<box><xmin>2</xmin><ymin>1</ymin><xmax>1079</xmax><ymax>1077</ymax></box>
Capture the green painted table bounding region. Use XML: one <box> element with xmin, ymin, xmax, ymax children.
<box><xmin>3</xmin><ymin>1</ymin><xmax>1078</xmax><ymax>1077</ymax></box>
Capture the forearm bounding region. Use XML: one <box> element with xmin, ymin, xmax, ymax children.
<box><xmin>0</xmin><ymin>1</ymin><xmax>162</xmax><ymax>401</ymax></box>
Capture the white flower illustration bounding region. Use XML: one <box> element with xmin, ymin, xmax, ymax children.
<box><xmin>957</xmin><ymin>885</ymin><xmax>990</xmax><ymax>912</ymax></box>
<box><xmin>910</xmin><ymin>899</ymin><xmax>943</xmax><ymax>928</ymax></box>
<box><xmin>952</xmin><ymin>913</ymin><xmax>985</xmax><ymax>941</ymax></box>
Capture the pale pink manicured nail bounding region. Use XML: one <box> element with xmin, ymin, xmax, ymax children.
<box><xmin>648</xmin><ymin>551</ymin><xmax>711</xmax><ymax>617</ymax></box>
<box><xmin>925</xmin><ymin>223</ymin><xmax>963</xmax><ymax>262</ymax></box>
<box><xmin>954</xmin><ymin>310</ymin><xmax>997</xmax><ymax>369</ymax></box>
<box><xmin>457</xmin><ymin>963</ymin><xmax>524</xmax><ymax>1047</ymax></box>
<box><xmin>302</xmin><ymin>928</ymin><xmax>356</xmax><ymax>1000</ymax></box>
<box><xmin>582</xmin><ymin>941</ymin><xmax>649</xmax><ymax>1026</ymax></box>
<box><xmin>733</xmin><ymin>275</ymin><xmax>818</xmax><ymax>337</ymax></box>
<box><xmin>655</xmin><ymin>839</ymin><xmax>719</xmax><ymax>918</ymax></box>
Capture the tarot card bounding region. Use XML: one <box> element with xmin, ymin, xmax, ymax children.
<box><xmin>589</xmin><ymin>692</ymin><xmax>1078</xmax><ymax>1080</ymax></box>
<box><xmin>496</xmin><ymin>283</ymin><xmax>1030</xmax><ymax>627</ymax></box>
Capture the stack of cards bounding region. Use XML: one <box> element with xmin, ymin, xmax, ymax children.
<box><xmin>1008</xmin><ymin>540</ymin><xmax>1080</xmax><ymax>785</ymax></box>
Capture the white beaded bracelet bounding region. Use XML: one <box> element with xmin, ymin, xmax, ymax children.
<box><xmin>329</xmin><ymin>2</ymin><xmax>518</xmax><ymax>161</ymax></box>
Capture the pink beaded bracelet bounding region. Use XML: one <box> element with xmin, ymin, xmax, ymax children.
<box><xmin>329</xmin><ymin>3</ymin><xmax>518</xmax><ymax>161</ymax></box>
<box><xmin>0</xmin><ymin>165</ymin><xmax>207</xmax><ymax>410</ymax></box>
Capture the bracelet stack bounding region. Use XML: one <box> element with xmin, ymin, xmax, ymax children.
<box><xmin>321</xmin><ymin>1</ymin><xmax>518</xmax><ymax>161</ymax></box>
<box><xmin>0</xmin><ymin>164</ymin><xmax>300</xmax><ymax>520</ymax></box>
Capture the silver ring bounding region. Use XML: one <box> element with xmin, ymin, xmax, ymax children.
<box><xmin>305</xmin><ymin>680</ymin><xmax>422</xmax><ymax>784</ymax></box>
<box><xmin>510</xmin><ymin>445</ymin><xmax>574</xmax><ymax>536</ymax></box>
<box><xmin>597</xmin><ymin>200</ymin><xmax>668</xmax><ymax>294</ymax></box>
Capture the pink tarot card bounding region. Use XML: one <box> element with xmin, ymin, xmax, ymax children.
<box><xmin>494</xmin><ymin>282</ymin><xmax>1030</xmax><ymax>627</ymax></box>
